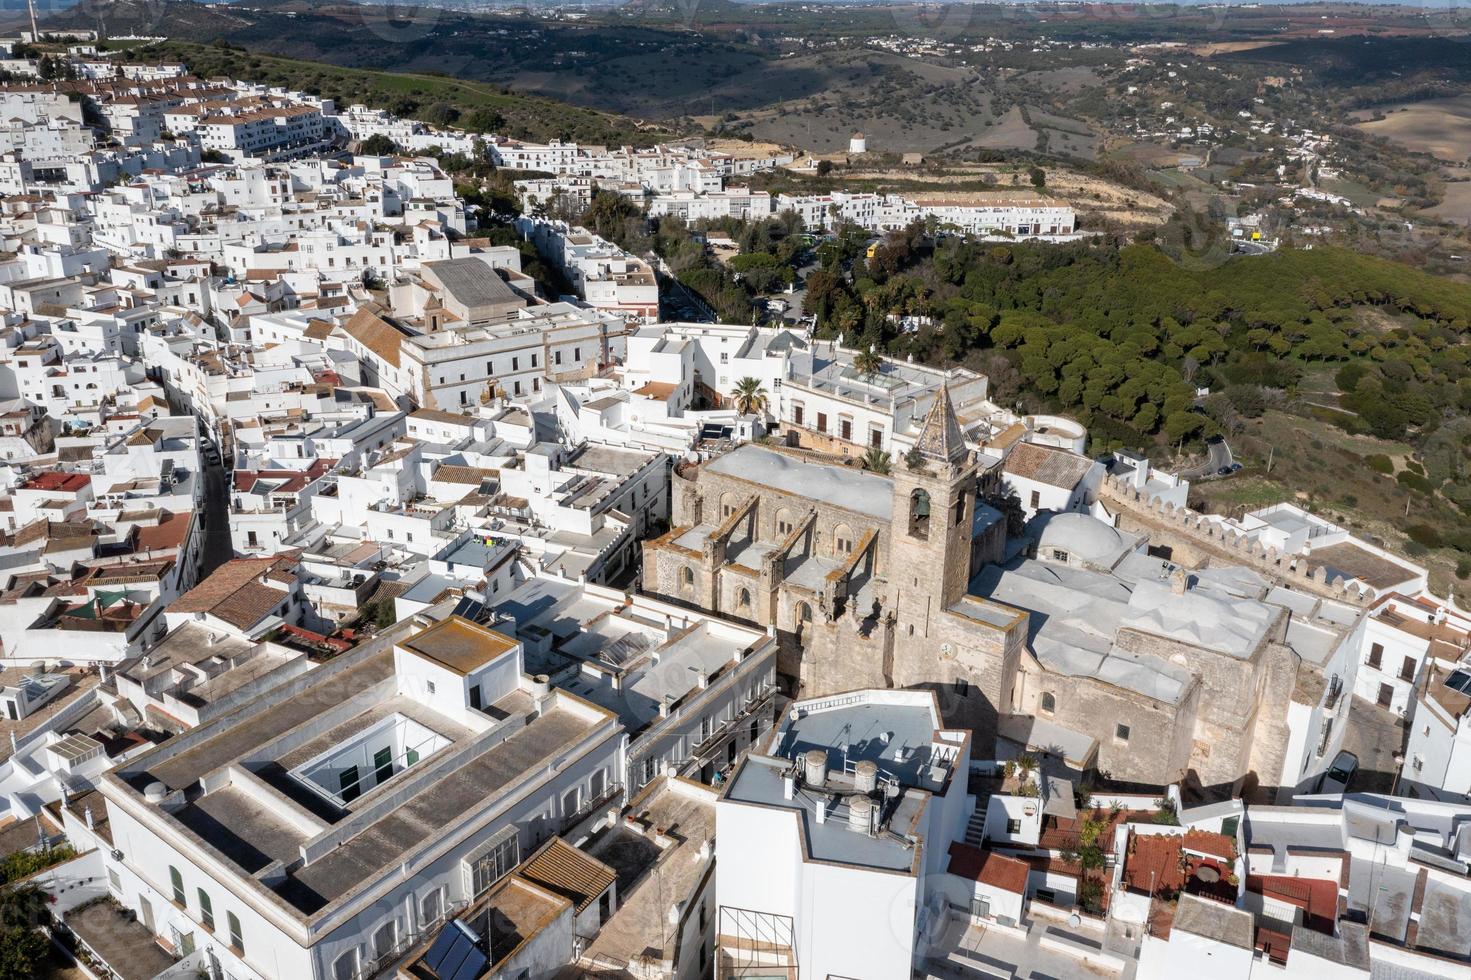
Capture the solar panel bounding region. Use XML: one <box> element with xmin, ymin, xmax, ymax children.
<box><xmin>422</xmin><ymin>926</ymin><xmax>460</xmax><ymax>974</ymax></box>
<box><xmin>452</xmin><ymin>596</ymin><xmax>486</xmax><ymax>623</ymax></box>
<box><xmin>446</xmin><ymin>943</ymin><xmax>488</xmax><ymax>980</ymax></box>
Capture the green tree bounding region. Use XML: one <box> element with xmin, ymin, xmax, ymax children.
<box><xmin>860</xmin><ymin>447</ymin><xmax>892</xmax><ymax>475</ymax></box>
<box><xmin>852</xmin><ymin>347</ymin><xmax>884</xmax><ymax>382</ymax></box>
<box><xmin>731</xmin><ymin>377</ymin><xmax>769</xmax><ymax>417</ymax></box>
<box><xmin>0</xmin><ymin>885</ymin><xmax>48</xmax><ymax>980</ymax></box>
<box><xmin>358</xmin><ymin>134</ymin><xmax>399</xmax><ymax>156</ymax></box>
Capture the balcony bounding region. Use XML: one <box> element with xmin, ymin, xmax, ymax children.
<box><xmin>717</xmin><ymin>906</ymin><xmax>797</xmax><ymax>980</ymax></box>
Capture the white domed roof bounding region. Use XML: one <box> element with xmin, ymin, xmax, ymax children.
<box><xmin>1038</xmin><ymin>513</ymin><xmax>1127</xmax><ymax>563</ymax></box>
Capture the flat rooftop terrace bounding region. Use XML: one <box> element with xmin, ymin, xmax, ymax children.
<box><xmin>724</xmin><ymin>754</ymin><xmax>923</xmax><ymax>873</ymax></box>
<box><xmin>107</xmin><ymin>638</ymin><xmax>609</xmax><ymax>921</ymax></box>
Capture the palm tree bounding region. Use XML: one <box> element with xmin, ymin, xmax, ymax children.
<box><xmin>731</xmin><ymin>377</ymin><xmax>769</xmax><ymax>417</ymax></box>
<box><xmin>853</xmin><ymin>347</ymin><xmax>883</xmax><ymax>382</ymax></box>
<box><xmin>861</xmin><ymin>447</ymin><xmax>891</xmax><ymax>475</ymax></box>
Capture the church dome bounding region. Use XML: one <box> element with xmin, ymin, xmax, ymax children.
<box><xmin>1038</xmin><ymin>512</ymin><xmax>1127</xmax><ymax>564</ymax></box>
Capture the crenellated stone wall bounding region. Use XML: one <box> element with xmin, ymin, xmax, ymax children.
<box><xmin>1099</xmin><ymin>474</ymin><xmax>1374</xmax><ymax>605</ymax></box>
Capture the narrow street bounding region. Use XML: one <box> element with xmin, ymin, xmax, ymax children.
<box><xmin>196</xmin><ymin>445</ymin><xmax>236</xmax><ymax>582</ymax></box>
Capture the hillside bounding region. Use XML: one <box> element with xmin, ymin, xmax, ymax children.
<box><xmin>130</xmin><ymin>39</ymin><xmax>668</xmax><ymax>147</ymax></box>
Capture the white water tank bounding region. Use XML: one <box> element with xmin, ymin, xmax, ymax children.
<box><xmin>855</xmin><ymin>760</ymin><xmax>878</xmax><ymax>794</ymax></box>
<box><xmin>803</xmin><ymin>749</ymin><xmax>827</xmax><ymax>788</ymax></box>
<box><xmin>849</xmin><ymin>794</ymin><xmax>874</xmax><ymax>834</ymax></box>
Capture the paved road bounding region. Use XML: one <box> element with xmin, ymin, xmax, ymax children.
<box><xmin>1179</xmin><ymin>437</ymin><xmax>1235</xmax><ymax>479</ymax></box>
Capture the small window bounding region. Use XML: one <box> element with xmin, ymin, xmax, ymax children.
<box><xmin>197</xmin><ymin>889</ymin><xmax>214</xmax><ymax>930</ymax></box>
<box><xmin>373</xmin><ymin>921</ymin><xmax>396</xmax><ymax>959</ymax></box>
<box><xmin>332</xmin><ymin>949</ymin><xmax>359</xmax><ymax>980</ymax></box>
<box><xmin>1367</xmin><ymin>642</ymin><xmax>1384</xmax><ymax>669</ymax></box>
<box><xmin>954</xmin><ymin>678</ymin><xmax>969</xmax><ymax>697</ymax></box>
<box><xmin>1115</xmin><ymin>723</ymin><xmax>1131</xmax><ymax>743</ymax></box>
<box><xmin>426</xmin><ymin>680</ymin><xmax>436</xmax><ymax>695</ymax></box>
<box><xmin>340</xmin><ymin>765</ymin><xmax>361</xmax><ymax>802</ymax></box>
<box><xmin>169</xmin><ymin>866</ymin><xmax>186</xmax><ymax>907</ymax></box>
<box><xmin>1400</xmin><ymin>656</ymin><xmax>1416</xmax><ymax>682</ymax></box>
<box><xmin>1006</xmin><ymin>818</ymin><xmax>1021</xmax><ymax>835</ymax></box>
<box><xmin>1029</xmin><ymin>490</ymin><xmax>1041</xmax><ymax>510</ymax></box>
<box><xmin>1040</xmin><ymin>692</ymin><xmax>1056</xmax><ymax>714</ymax></box>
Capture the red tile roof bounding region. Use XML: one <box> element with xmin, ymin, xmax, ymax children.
<box><xmin>948</xmin><ymin>843</ymin><xmax>1029</xmax><ymax>894</ymax></box>
<box><xmin>169</xmin><ymin>556</ymin><xmax>296</xmax><ymax>629</ymax></box>
<box><xmin>135</xmin><ymin>512</ymin><xmax>191</xmax><ymax>552</ymax></box>
<box><xmin>21</xmin><ymin>472</ymin><xmax>91</xmax><ymax>493</ymax></box>
<box><xmin>1122</xmin><ymin>832</ymin><xmax>1186</xmax><ymax>896</ymax></box>
<box><xmin>1247</xmin><ymin>874</ymin><xmax>1339</xmax><ymax>935</ymax></box>
<box><xmin>1183</xmin><ymin>829</ymin><xmax>1235</xmax><ymax>862</ymax></box>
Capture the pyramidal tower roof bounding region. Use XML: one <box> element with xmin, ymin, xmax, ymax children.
<box><xmin>913</xmin><ymin>382</ymin><xmax>967</xmax><ymax>465</ymax></box>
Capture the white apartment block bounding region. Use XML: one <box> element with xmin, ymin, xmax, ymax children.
<box><xmin>777</xmin><ymin>190</ymin><xmax>1078</xmax><ymax>238</ymax></box>
<box><xmin>343</xmin><ymin>302</ymin><xmax>628</xmax><ymax>412</ymax></box>
<box><xmin>623</xmin><ymin>323</ymin><xmax>995</xmax><ymax>460</ymax></box>
<box><xmin>648</xmin><ymin>187</ymin><xmax>775</xmax><ymax>222</ymax></box>
<box><xmin>517</xmin><ymin>218</ymin><xmax>659</xmax><ymax>321</ymax></box>
<box><xmin>714</xmin><ymin>688</ymin><xmax>972</xmax><ymax>980</ymax></box>
<box><xmin>96</xmin><ymin>614</ymin><xmax>624</xmax><ymax>980</ymax></box>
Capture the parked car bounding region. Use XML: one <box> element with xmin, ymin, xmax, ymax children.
<box><xmin>1319</xmin><ymin>750</ymin><xmax>1358</xmax><ymax>794</ymax></box>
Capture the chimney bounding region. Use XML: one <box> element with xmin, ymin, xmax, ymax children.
<box><xmin>1171</xmin><ymin>568</ymin><xmax>1188</xmax><ymax>595</ymax></box>
<box><xmin>1133</xmin><ymin>458</ymin><xmax>1149</xmax><ymax>491</ymax></box>
<box><xmin>815</xmin><ymin>798</ymin><xmax>828</xmax><ymax>824</ymax></box>
<box><xmin>84</xmin><ymin>807</ymin><xmax>93</xmax><ymax>831</ymax></box>
<box><xmin>782</xmin><ymin>773</ymin><xmax>794</xmax><ymax>800</ymax></box>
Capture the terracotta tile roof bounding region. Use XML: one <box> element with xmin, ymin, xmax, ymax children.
<box><xmin>21</xmin><ymin>472</ymin><xmax>92</xmax><ymax>493</ymax></box>
<box><xmin>411</xmin><ymin>408</ymin><xmax>473</xmax><ymax>425</ymax></box>
<box><xmin>1002</xmin><ymin>441</ymin><xmax>1095</xmax><ymax>490</ymax></box>
<box><xmin>432</xmin><ymin>465</ymin><xmax>495</xmax><ymax>486</ymax></box>
<box><xmin>135</xmin><ymin>512</ymin><xmax>191</xmax><ymax>552</ymax></box>
<box><xmin>1183</xmin><ymin>829</ymin><xmax>1235</xmax><ymax>862</ymax></box>
<box><xmin>169</xmin><ymin>556</ymin><xmax>296</xmax><ymax>629</ymax></box>
<box><xmin>518</xmin><ymin>838</ymin><xmax>616</xmax><ymax>913</ymax></box>
<box><xmin>1122</xmin><ymin>831</ymin><xmax>1186</xmax><ymax>896</ymax></box>
<box><xmin>948</xmin><ymin>842</ymin><xmax>1029</xmax><ymax>894</ymax></box>
<box><xmin>341</xmin><ymin>305</ymin><xmax>405</xmax><ymax>369</ymax></box>
<box><xmin>634</xmin><ymin>381</ymin><xmax>679</xmax><ymax>400</ymax></box>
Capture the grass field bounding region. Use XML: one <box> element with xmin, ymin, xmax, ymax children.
<box><xmin>1427</xmin><ymin>182</ymin><xmax>1471</xmax><ymax>224</ymax></box>
<box><xmin>1356</xmin><ymin>95</ymin><xmax>1471</xmax><ymax>162</ymax></box>
<box><xmin>1192</xmin><ymin>408</ymin><xmax>1461</xmax><ymax>594</ymax></box>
